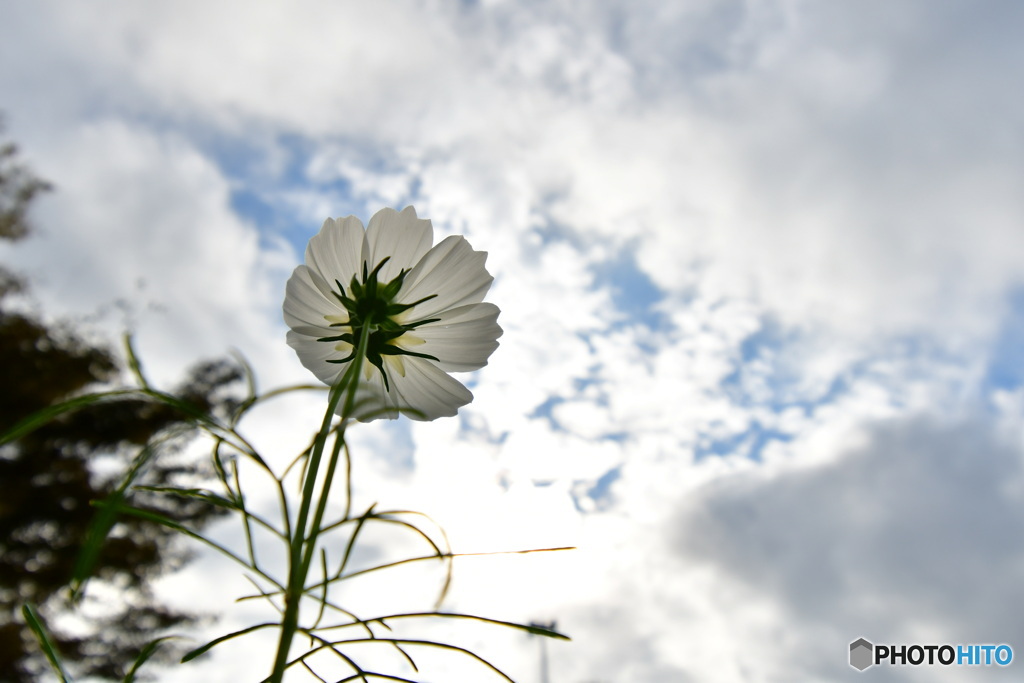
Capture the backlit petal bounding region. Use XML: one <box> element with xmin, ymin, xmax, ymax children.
<box><xmin>397</xmin><ymin>236</ymin><xmax>493</xmax><ymax>319</ymax></box>
<box><xmin>366</xmin><ymin>206</ymin><xmax>434</xmax><ymax>282</ymax></box>
<box><xmin>305</xmin><ymin>216</ymin><xmax>367</xmax><ymax>287</ymax></box>
<box><xmin>283</xmin><ymin>265</ymin><xmax>342</xmax><ymax>329</ymax></box>
<box><xmin>391</xmin><ymin>358</ymin><xmax>474</xmax><ymax>420</ymax></box>
<box><xmin>348</xmin><ymin>368</ymin><xmax>403</xmax><ymax>421</ymax></box>
<box><xmin>413</xmin><ymin>303</ymin><xmax>502</xmax><ymax>372</ymax></box>
<box><xmin>286</xmin><ymin>330</ymin><xmax>346</xmax><ymax>386</ymax></box>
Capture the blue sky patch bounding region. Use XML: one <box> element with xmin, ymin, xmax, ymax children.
<box><xmin>591</xmin><ymin>245</ymin><xmax>668</xmax><ymax>331</ymax></box>
<box><xmin>984</xmin><ymin>287</ymin><xmax>1024</xmax><ymax>392</ymax></box>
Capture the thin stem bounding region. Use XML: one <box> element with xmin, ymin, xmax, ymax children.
<box><xmin>233</xmin><ymin>459</ymin><xmax>258</xmax><ymax>570</ymax></box>
<box><xmin>336</xmin><ymin>505</ymin><xmax>376</xmax><ymax>580</ymax></box>
<box><xmin>268</xmin><ymin>382</ymin><xmax>345</xmax><ymax>682</ymax></box>
<box><xmin>275</xmin><ymin>477</ymin><xmax>292</xmax><ymax>544</ymax></box>
<box><xmin>343</xmin><ymin>439</ymin><xmax>354</xmax><ymax>522</ymax></box>
<box><xmin>104</xmin><ymin>502</ymin><xmax>283</xmax><ymax>590</ymax></box>
<box><xmin>300</xmin><ymin>424</ymin><xmax>347</xmax><ymax>584</ymax></box>
<box><xmin>290</xmin><ymin>637</ymin><xmax>517</xmax><ymax>683</ymax></box>
<box><xmin>268</xmin><ymin>314</ymin><xmax>373</xmax><ymax>683</ymax></box>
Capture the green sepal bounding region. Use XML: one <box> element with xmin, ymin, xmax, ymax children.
<box><xmin>317</xmin><ymin>256</ymin><xmax>447</xmax><ymax>391</ymax></box>
<box><xmin>380</xmin><ymin>347</ymin><xmax>440</xmax><ymax>362</ymax></box>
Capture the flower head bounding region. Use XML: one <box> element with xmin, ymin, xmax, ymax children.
<box><xmin>284</xmin><ymin>207</ymin><xmax>501</xmax><ymax>421</ymax></box>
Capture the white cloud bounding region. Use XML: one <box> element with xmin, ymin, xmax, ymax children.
<box><xmin>0</xmin><ymin>119</ymin><xmax>297</xmax><ymax>386</ymax></box>
<box><xmin>9</xmin><ymin>0</ymin><xmax>1021</xmax><ymax>339</ymax></box>
<box><xmin>666</xmin><ymin>415</ymin><xmax>1024</xmax><ymax>681</ymax></box>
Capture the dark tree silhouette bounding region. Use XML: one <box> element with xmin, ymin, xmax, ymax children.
<box><xmin>0</xmin><ymin>127</ymin><xmax>242</xmax><ymax>681</ymax></box>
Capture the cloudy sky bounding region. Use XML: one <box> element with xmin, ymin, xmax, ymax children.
<box><xmin>3</xmin><ymin>1</ymin><xmax>1024</xmax><ymax>681</ymax></box>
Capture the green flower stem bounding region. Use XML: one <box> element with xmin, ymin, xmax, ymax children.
<box><xmin>269</xmin><ymin>315</ymin><xmax>373</xmax><ymax>683</ymax></box>
<box><xmin>300</xmin><ymin>421</ymin><xmax>347</xmax><ymax>579</ymax></box>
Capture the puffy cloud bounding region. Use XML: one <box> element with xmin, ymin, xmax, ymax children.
<box><xmin>668</xmin><ymin>416</ymin><xmax>1024</xmax><ymax>680</ymax></box>
<box><xmin>0</xmin><ymin>119</ymin><xmax>297</xmax><ymax>386</ymax></box>
<box><xmin>7</xmin><ymin>0</ymin><xmax>1022</xmax><ymax>341</ymax></box>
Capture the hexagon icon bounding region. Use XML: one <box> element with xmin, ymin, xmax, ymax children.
<box><xmin>850</xmin><ymin>638</ymin><xmax>874</xmax><ymax>671</ymax></box>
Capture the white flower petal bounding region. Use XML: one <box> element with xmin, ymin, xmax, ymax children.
<box><xmin>328</xmin><ymin>356</ymin><xmax>471</xmax><ymax>422</ymax></box>
<box><xmin>305</xmin><ymin>216</ymin><xmax>368</xmax><ymax>289</ymax></box>
<box><xmin>413</xmin><ymin>303</ymin><xmax>503</xmax><ymax>372</ymax></box>
<box><xmin>286</xmin><ymin>330</ymin><xmax>345</xmax><ymax>386</ymax></box>
<box><xmin>283</xmin><ymin>265</ymin><xmax>342</xmax><ymax>329</ymax></box>
<box><xmin>397</xmin><ymin>236</ymin><xmax>493</xmax><ymax>319</ymax></box>
<box><xmin>349</xmin><ymin>368</ymin><xmax>403</xmax><ymax>421</ymax></box>
<box><xmin>366</xmin><ymin>206</ymin><xmax>434</xmax><ymax>282</ymax></box>
<box><xmin>391</xmin><ymin>358</ymin><xmax>474</xmax><ymax>421</ymax></box>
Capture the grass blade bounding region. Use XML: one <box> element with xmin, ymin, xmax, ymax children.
<box><xmin>181</xmin><ymin>623</ymin><xmax>277</xmax><ymax>663</ymax></box>
<box><xmin>123</xmin><ymin>636</ymin><xmax>177</xmax><ymax>683</ymax></box>
<box><xmin>21</xmin><ymin>604</ymin><xmax>71</xmax><ymax>682</ymax></box>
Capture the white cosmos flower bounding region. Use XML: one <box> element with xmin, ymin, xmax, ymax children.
<box><xmin>283</xmin><ymin>206</ymin><xmax>502</xmax><ymax>421</ymax></box>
